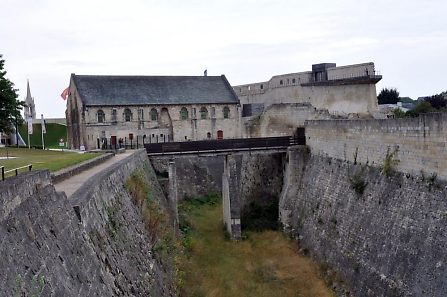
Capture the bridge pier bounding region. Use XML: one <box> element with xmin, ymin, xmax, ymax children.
<box><xmin>222</xmin><ymin>154</ymin><xmax>241</xmax><ymax>240</ymax></box>
<box><xmin>168</xmin><ymin>160</ymin><xmax>179</xmax><ymax>232</ymax></box>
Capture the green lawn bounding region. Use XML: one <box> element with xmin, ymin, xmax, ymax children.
<box><xmin>178</xmin><ymin>196</ymin><xmax>334</xmax><ymax>297</ymax></box>
<box><xmin>18</xmin><ymin>123</ymin><xmax>68</xmax><ymax>148</ymax></box>
<box><xmin>0</xmin><ymin>147</ymin><xmax>99</xmax><ymax>176</ymax></box>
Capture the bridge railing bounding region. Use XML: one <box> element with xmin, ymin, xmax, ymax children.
<box><xmin>145</xmin><ymin>135</ymin><xmax>305</xmax><ymax>155</ymax></box>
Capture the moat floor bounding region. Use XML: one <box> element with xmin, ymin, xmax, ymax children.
<box><xmin>179</xmin><ymin>200</ymin><xmax>334</xmax><ymax>297</ymax></box>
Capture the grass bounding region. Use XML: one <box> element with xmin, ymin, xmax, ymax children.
<box><xmin>18</xmin><ymin>123</ymin><xmax>68</xmax><ymax>148</ymax></box>
<box><xmin>178</xmin><ymin>197</ymin><xmax>335</xmax><ymax>297</ymax></box>
<box><xmin>0</xmin><ymin>147</ymin><xmax>99</xmax><ymax>175</ymax></box>
<box><xmin>125</xmin><ymin>171</ymin><xmax>181</xmax><ymax>293</ymax></box>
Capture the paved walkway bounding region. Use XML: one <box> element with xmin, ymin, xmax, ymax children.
<box><xmin>54</xmin><ymin>152</ymin><xmax>133</xmax><ymax>198</ymax></box>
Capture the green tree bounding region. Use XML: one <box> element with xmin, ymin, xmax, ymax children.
<box><xmin>378</xmin><ymin>88</ymin><xmax>399</xmax><ymax>105</ymax></box>
<box><xmin>406</xmin><ymin>100</ymin><xmax>435</xmax><ymax>117</ymax></box>
<box><xmin>425</xmin><ymin>94</ymin><xmax>446</xmax><ymax>110</ymax></box>
<box><xmin>392</xmin><ymin>108</ymin><xmax>406</xmax><ymax>118</ymax></box>
<box><xmin>0</xmin><ymin>54</ymin><xmax>24</xmax><ymax>133</ymax></box>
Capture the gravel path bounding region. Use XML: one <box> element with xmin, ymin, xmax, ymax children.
<box><xmin>54</xmin><ymin>152</ymin><xmax>133</xmax><ymax>198</ymax></box>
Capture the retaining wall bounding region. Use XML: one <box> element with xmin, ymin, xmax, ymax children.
<box><xmin>306</xmin><ymin>113</ymin><xmax>447</xmax><ymax>179</ymax></box>
<box><xmin>0</xmin><ymin>150</ymin><xmax>175</xmax><ymax>296</ymax></box>
<box><xmin>280</xmin><ymin>147</ymin><xmax>447</xmax><ymax>296</ymax></box>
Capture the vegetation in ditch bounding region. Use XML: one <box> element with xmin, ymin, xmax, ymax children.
<box><xmin>178</xmin><ymin>194</ymin><xmax>334</xmax><ymax>297</ymax></box>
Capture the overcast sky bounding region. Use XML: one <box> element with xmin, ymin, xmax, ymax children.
<box><xmin>1</xmin><ymin>0</ymin><xmax>446</xmax><ymax>118</ymax></box>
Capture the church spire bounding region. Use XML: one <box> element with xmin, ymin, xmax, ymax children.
<box><xmin>24</xmin><ymin>79</ymin><xmax>36</xmax><ymax>119</ymax></box>
<box><xmin>26</xmin><ymin>79</ymin><xmax>32</xmax><ymax>101</ymax></box>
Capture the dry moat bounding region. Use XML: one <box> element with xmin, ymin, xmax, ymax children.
<box><xmin>178</xmin><ymin>195</ymin><xmax>334</xmax><ymax>297</ymax></box>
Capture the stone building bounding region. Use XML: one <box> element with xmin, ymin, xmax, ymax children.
<box><xmin>66</xmin><ymin>74</ymin><xmax>241</xmax><ymax>150</ymax></box>
<box><xmin>233</xmin><ymin>62</ymin><xmax>382</xmax><ymax>117</ymax></box>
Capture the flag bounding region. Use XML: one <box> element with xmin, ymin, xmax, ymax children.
<box><xmin>60</xmin><ymin>87</ymin><xmax>70</xmax><ymax>100</ymax></box>
<box><xmin>41</xmin><ymin>114</ymin><xmax>46</xmax><ymax>134</ymax></box>
<box><xmin>27</xmin><ymin>117</ymin><xmax>33</xmax><ymax>134</ymax></box>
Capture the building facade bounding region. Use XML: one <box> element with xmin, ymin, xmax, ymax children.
<box><xmin>66</xmin><ymin>74</ymin><xmax>241</xmax><ymax>150</ymax></box>
<box><xmin>233</xmin><ymin>62</ymin><xmax>382</xmax><ymax>117</ymax></box>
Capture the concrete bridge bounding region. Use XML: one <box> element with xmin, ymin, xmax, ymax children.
<box><xmin>146</xmin><ymin>136</ymin><xmax>305</xmax><ymax>240</ymax></box>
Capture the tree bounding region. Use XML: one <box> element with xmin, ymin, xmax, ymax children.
<box><xmin>406</xmin><ymin>100</ymin><xmax>435</xmax><ymax>117</ymax></box>
<box><xmin>377</xmin><ymin>88</ymin><xmax>399</xmax><ymax>105</ymax></box>
<box><xmin>392</xmin><ymin>108</ymin><xmax>406</xmax><ymax>118</ymax></box>
<box><xmin>425</xmin><ymin>94</ymin><xmax>446</xmax><ymax>110</ymax></box>
<box><xmin>0</xmin><ymin>54</ymin><xmax>24</xmax><ymax>133</ymax></box>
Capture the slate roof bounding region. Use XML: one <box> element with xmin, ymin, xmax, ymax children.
<box><xmin>72</xmin><ymin>74</ymin><xmax>239</xmax><ymax>106</ymax></box>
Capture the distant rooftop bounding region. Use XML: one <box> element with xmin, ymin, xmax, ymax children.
<box><xmin>72</xmin><ymin>74</ymin><xmax>239</xmax><ymax>106</ymax></box>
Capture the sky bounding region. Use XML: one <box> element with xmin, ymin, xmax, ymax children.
<box><xmin>1</xmin><ymin>0</ymin><xmax>446</xmax><ymax>118</ymax></box>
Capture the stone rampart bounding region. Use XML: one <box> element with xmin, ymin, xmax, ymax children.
<box><xmin>0</xmin><ymin>150</ymin><xmax>174</xmax><ymax>296</ymax></box>
<box><xmin>306</xmin><ymin>113</ymin><xmax>447</xmax><ymax>180</ymax></box>
<box><xmin>280</xmin><ymin>147</ymin><xmax>447</xmax><ymax>296</ymax></box>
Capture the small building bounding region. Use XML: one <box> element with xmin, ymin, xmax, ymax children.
<box><xmin>66</xmin><ymin>74</ymin><xmax>241</xmax><ymax>150</ymax></box>
<box><xmin>234</xmin><ymin>62</ymin><xmax>382</xmax><ymax>117</ymax></box>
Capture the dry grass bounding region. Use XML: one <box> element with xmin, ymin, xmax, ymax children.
<box><xmin>125</xmin><ymin>171</ymin><xmax>166</xmax><ymax>244</ymax></box>
<box><xmin>179</xmin><ymin>200</ymin><xmax>335</xmax><ymax>297</ymax></box>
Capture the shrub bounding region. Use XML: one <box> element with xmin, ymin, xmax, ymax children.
<box><xmin>349</xmin><ymin>172</ymin><xmax>368</xmax><ymax>195</ymax></box>
<box><xmin>382</xmin><ymin>147</ymin><xmax>399</xmax><ymax>177</ymax></box>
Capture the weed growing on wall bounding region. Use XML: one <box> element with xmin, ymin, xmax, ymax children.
<box><xmin>382</xmin><ymin>147</ymin><xmax>399</xmax><ymax>177</ymax></box>
<box><xmin>14</xmin><ymin>274</ymin><xmax>46</xmax><ymax>297</ymax></box>
<box><xmin>125</xmin><ymin>170</ymin><xmax>183</xmax><ymax>293</ymax></box>
<box><xmin>349</xmin><ymin>171</ymin><xmax>368</xmax><ymax>195</ymax></box>
<box><xmin>421</xmin><ymin>171</ymin><xmax>438</xmax><ymax>191</ymax></box>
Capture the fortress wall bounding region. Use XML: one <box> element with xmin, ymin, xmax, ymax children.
<box><xmin>150</xmin><ymin>155</ymin><xmax>231</xmax><ymax>199</ymax></box>
<box><xmin>306</xmin><ymin>113</ymin><xmax>447</xmax><ymax>180</ymax></box>
<box><xmin>243</xmin><ymin>103</ymin><xmax>332</xmax><ymax>138</ymax></box>
<box><xmin>239</xmin><ymin>152</ymin><xmax>285</xmax><ymax>212</ymax></box>
<box><xmin>280</xmin><ymin>147</ymin><xmax>447</xmax><ymax>296</ymax></box>
<box><xmin>0</xmin><ymin>151</ymin><xmax>175</xmax><ymax>296</ymax></box>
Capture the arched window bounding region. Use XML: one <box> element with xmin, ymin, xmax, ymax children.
<box><xmin>124</xmin><ymin>108</ymin><xmax>132</xmax><ymax>122</ymax></box>
<box><xmin>200</xmin><ymin>107</ymin><xmax>208</xmax><ymax>119</ymax></box>
<box><xmin>180</xmin><ymin>107</ymin><xmax>188</xmax><ymax>120</ymax></box>
<box><xmin>150</xmin><ymin>108</ymin><xmax>158</xmax><ymax>121</ymax></box>
<box><xmin>97</xmin><ymin>109</ymin><xmax>105</xmax><ymax>123</ymax></box>
<box><xmin>223</xmin><ymin>106</ymin><xmax>230</xmax><ymax>119</ymax></box>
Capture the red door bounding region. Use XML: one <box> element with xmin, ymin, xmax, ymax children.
<box><xmin>217</xmin><ymin>130</ymin><xmax>223</xmax><ymax>140</ymax></box>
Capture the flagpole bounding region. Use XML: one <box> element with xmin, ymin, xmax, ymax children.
<box><xmin>41</xmin><ymin>126</ymin><xmax>45</xmax><ymax>150</ymax></box>
<box><xmin>28</xmin><ymin>133</ymin><xmax>30</xmax><ymax>149</ymax></box>
<box><xmin>41</xmin><ymin>114</ymin><xmax>45</xmax><ymax>150</ymax></box>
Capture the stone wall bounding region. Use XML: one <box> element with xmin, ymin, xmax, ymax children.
<box><xmin>239</xmin><ymin>152</ymin><xmax>285</xmax><ymax>211</ymax></box>
<box><xmin>234</xmin><ymin>62</ymin><xmax>379</xmax><ymax>117</ymax></box>
<box><xmin>306</xmin><ymin>112</ymin><xmax>447</xmax><ymax>180</ymax></box>
<box><xmin>150</xmin><ymin>155</ymin><xmax>232</xmax><ymax>199</ymax></box>
<box><xmin>243</xmin><ymin>103</ymin><xmax>332</xmax><ymax>138</ymax></box>
<box><xmin>0</xmin><ymin>150</ymin><xmax>175</xmax><ymax>296</ymax></box>
<box><xmin>280</xmin><ymin>147</ymin><xmax>447</xmax><ymax>296</ymax></box>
